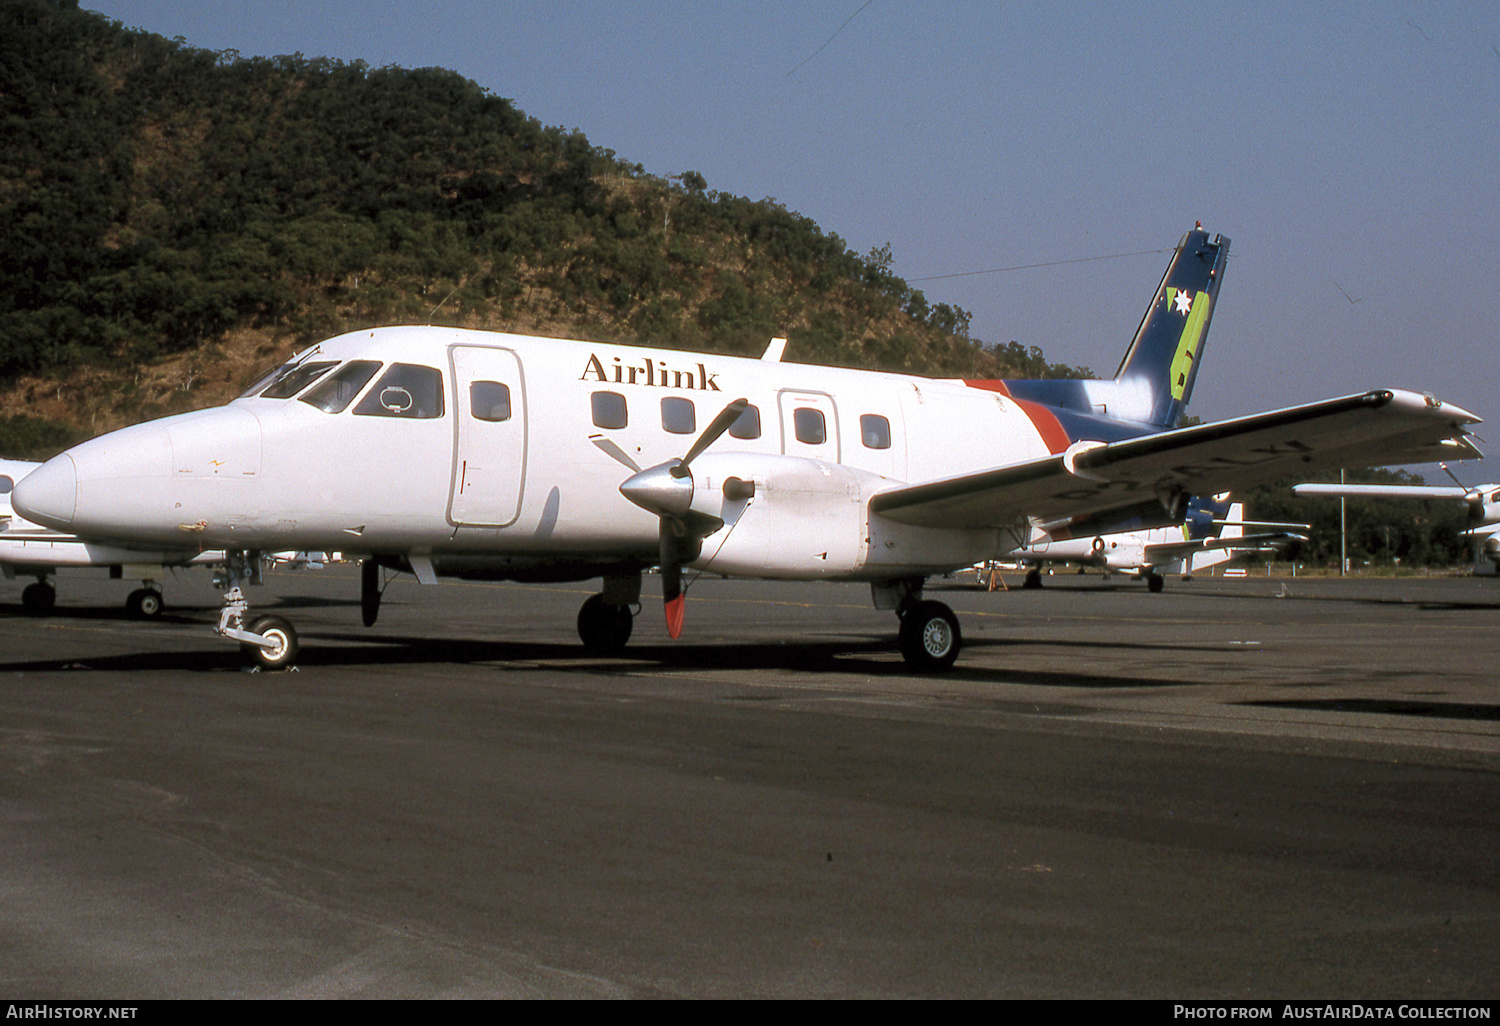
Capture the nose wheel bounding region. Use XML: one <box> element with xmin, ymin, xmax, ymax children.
<box><xmin>240</xmin><ymin>615</ymin><xmax>299</xmax><ymax>670</ymax></box>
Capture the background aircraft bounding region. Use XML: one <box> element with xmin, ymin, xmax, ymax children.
<box><xmin>0</xmin><ymin>457</ymin><xmax>220</xmax><ymax>616</ymax></box>
<box><xmin>1012</xmin><ymin>497</ymin><xmax>1309</xmax><ymax>591</ymax></box>
<box><xmin>1293</xmin><ymin>470</ymin><xmax>1500</xmax><ymax>570</ymax></box>
<box><xmin>9</xmin><ymin>228</ymin><xmax>1482</xmax><ymax>671</ymax></box>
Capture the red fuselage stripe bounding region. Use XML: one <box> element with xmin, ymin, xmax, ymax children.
<box><xmin>964</xmin><ymin>380</ymin><xmax>1072</xmax><ymax>454</ymax></box>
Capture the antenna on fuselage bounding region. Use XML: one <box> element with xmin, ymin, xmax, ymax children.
<box><xmin>427</xmin><ymin>284</ymin><xmax>460</xmax><ymax>324</ymax></box>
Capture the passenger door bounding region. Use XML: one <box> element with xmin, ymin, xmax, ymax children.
<box><xmin>449</xmin><ymin>345</ymin><xmax>527</xmax><ymax>527</ymax></box>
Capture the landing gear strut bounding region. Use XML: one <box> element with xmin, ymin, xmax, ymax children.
<box><xmin>215</xmin><ymin>551</ymin><xmax>298</xmax><ymax>670</ymax></box>
<box><xmin>361</xmin><ymin>558</ymin><xmax>382</xmax><ymax>627</ymax></box>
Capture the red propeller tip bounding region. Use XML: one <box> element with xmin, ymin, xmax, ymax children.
<box><xmin>665</xmin><ymin>594</ymin><xmax>685</xmax><ymax>639</ymax></box>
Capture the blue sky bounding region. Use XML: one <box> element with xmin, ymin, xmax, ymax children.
<box><xmin>87</xmin><ymin>1</ymin><xmax>1500</xmax><ymax>474</ymax></box>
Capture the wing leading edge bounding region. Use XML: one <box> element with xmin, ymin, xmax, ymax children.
<box><xmin>871</xmin><ymin>389</ymin><xmax>1482</xmax><ymax>530</ymax></box>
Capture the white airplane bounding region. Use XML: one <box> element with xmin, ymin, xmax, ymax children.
<box><xmin>1293</xmin><ymin>470</ymin><xmax>1500</xmax><ymax>568</ymax></box>
<box><xmin>8</xmin><ymin>227</ymin><xmax>1483</xmax><ymax>671</ymax></box>
<box><xmin>0</xmin><ymin>456</ymin><xmax>219</xmax><ymax>616</ymax></box>
<box><xmin>1011</xmin><ymin>496</ymin><xmax>1309</xmax><ymax>591</ymax></box>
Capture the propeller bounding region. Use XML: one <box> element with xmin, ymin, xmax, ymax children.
<box><xmin>598</xmin><ymin>398</ymin><xmax>749</xmax><ymax>638</ymax></box>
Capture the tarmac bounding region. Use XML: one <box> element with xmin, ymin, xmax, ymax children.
<box><xmin>0</xmin><ymin>566</ymin><xmax>1495</xmax><ymax>998</ymax></box>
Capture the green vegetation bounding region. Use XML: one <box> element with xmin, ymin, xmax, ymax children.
<box><xmin>0</xmin><ymin>0</ymin><xmax>1071</xmax><ymax>438</ymax></box>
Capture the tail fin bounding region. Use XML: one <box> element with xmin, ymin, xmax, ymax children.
<box><xmin>1184</xmin><ymin>493</ymin><xmax>1234</xmax><ymax>540</ymax></box>
<box><xmin>975</xmin><ymin>226</ymin><xmax>1230</xmax><ymax>431</ymax></box>
<box><xmin>1112</xmin><ymin>226</ymin><xmax>1231</xmax><ymax>427</ymax></box>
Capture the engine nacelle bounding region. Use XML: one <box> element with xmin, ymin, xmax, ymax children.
<box><xmin>679</xmin><ymin>453</ymin><xmax>1001</xmax><ymax>579</ymax></box>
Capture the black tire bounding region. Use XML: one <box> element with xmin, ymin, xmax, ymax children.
<box><xmin>1147</xmin><ymin>574</ymin><xmax>1165</xmax><ymax>593</ymax></box>
<box><xmin>243</xmin><ymin>615</ymin><xmax>298</xmax><ymax>670</ymax></box>
<box><xmin>899</xmin><ymin>600</ymin><xmax>962</xmax><ymax>672</ymax></box>
<box><xmin>21</xmin><ymin>582</ymin><xmax>55</xmax><ymax>616</ymax></box>
<box><xmin>577</xmin><ymin>593</ymin><xmax>633</xmax><ymax>652</ymax></box>
<box><xmin>126</xmin><ymin>588</ymin><xmax>164</xmax><ymax>619</ymax></box>
<box><xmin>1023</xmin><ymin>568</ymin><xmax>1043</xmax><ymax>589</ymax></box>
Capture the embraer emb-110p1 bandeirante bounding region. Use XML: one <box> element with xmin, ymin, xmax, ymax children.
<box><xmin>10</xmin><ymin>228</ymin><xmax>1483</xmax><ymax>670</ymax></box>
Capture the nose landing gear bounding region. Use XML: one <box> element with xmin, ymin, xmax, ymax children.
<box><xmin>215</xmin><ymin>551</ymin><xmax>299</xmax><ymax>670</ymax></box>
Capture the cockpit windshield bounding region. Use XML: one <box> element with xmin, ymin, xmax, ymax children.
<box><xmin>239</xmin><ymin>360</ymin><xmax>295</xmax><ymax>399</ymax></box>
<box><xmin>300</xmin><ymin>361</ymin><xmax>382</xmax><ymax>414</ymax></box>
<box><xmin>259</xmin><ymin>361</ymin><xmax>339</xmax><ymax>399</ymax></box>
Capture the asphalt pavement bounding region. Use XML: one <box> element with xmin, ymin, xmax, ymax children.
<box><xmin>0</xmin><ymin>566</ymin><xmax>1495</xmax><ymax>998</ymax></box>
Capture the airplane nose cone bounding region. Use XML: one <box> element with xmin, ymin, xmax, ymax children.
<box><xmin>12</xmin><ymin>454</ymin><xmax>77</xmax><ymax>527</ymax></box>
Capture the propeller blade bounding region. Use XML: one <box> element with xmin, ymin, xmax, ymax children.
<box><xmin>590</xmin><ymin>434</ymin><xmax>641</xmax><ymax>472</ymax></box>
<box><xmin>675</xmin><ymin>398</ymin><xmax>749</xmax><ymax>477</ymax></box>
<box><xmin>661</xmin><ymin>521</ymin><xmax>686</xmax><ymax>639</ymax></box>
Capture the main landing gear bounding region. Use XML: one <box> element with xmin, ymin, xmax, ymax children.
<box><xmin>878</xmin><ymin>579</ymin><xmax>962</xmax><ymax>673</ymax></box>
<box><xmin>215</xmin><ymin>551</ymin><xmax>299</xmax><ymax>670</ymax></box>
<box><xmin>576</xmin><ymin>574</ymin><xmax>641</xmax><ymax>653</ymax></box>
<box><xmin>20</xmin><ymin>580</ymin><xmax>55</xmax><ymax>615</ymax></box>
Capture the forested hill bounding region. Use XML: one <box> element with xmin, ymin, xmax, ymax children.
<box><xmin>0</xmin><ymin>0</ymin><xmax>1088</xmax><ymax>454</ymax></box>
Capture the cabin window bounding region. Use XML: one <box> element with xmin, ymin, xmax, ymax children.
<box><xmin>470</xmin><ymin>381</ymin><xmax>512</xmax><ymax>422</ymax></box>
<box><xmin>300</xmin><ymin>361</ymin><xmax>382</xmax><ymax>414</ymax></box>
<box><xmin>591</xmin><ymin>391</ymin><xmax>627</xmax><ymax>430</ymax></box>
<box><xmin>728</xmin><ymin>404</ymin><xmax>761</xmax><ymax>439</ymax></box>
<box><xmin>661</xmin><ymin>397</ymin><xmax>695</xmax><ymax>434</ymax></box>
<box><xmin>353</xmin><ymin>364</ymin><xmax>445</xmax><ymax>419</ymax></box>
<box><xmin>0</xmin><ymin>476</ymin><xmax>12</xmax><ymax>495</ymax></box>
<box><xmin>860</xmin><ymin>414</ymin><xmax>891</xmax><ymax>450</ymax></box>
<box><xmin>260</xmin><ymin>361</ymin><xmax>339</xmax><ymax>399</ymax></box>
<box><xmin>793</xmin><ymin>407</ymin><xmax>826</xmax><ymax>445</ymax></box>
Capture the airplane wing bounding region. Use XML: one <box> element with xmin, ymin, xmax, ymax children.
<box><xmin>872</xmin><ymin>389</ymin><xmax>1481</xmax><ymax>530</ymax></box>
<box><xmin>1292</xmin><ymin>483</ymin><xmax>1470</xmax><ymax>500</ymax></box>
<box><xmin>1141</xmin><ymin>531</ymin><xmax>1308</xmax><ymax>563</ymax></box>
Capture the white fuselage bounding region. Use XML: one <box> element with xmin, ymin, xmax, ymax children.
<box><xmin>16</xmin><ymin>326</ymin><xmax>1068</xmax><ymax>583</ymax></box>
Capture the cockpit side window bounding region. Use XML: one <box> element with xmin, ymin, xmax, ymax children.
<box><xmin>300</xmin><ymin>361</ymin><xmax>383</xmax><ymax>414</ymax></box>
<box><xmin>353</xmin><ymin>364</ymin><xmax>446</xmax><ymax>419</ymax></box>
<box><xmin>259</xmin><ymin>361</ymin><xmax>339</xmax><ymax>399</ymax></box>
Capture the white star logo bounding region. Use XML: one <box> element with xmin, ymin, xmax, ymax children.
<box><xmin>1172</xmin><ymin>289</ymin><xmax>1192</xmax><ymax>315</ymax></box>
